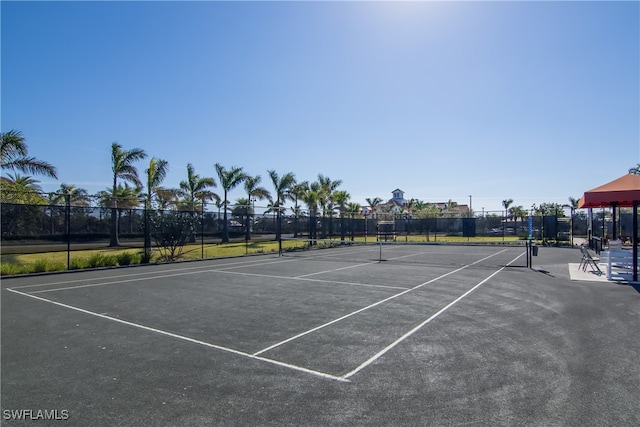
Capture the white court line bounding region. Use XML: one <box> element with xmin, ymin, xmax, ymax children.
<box><xmin>6</xmin><ymin>288</ymin><xmax>349</xmax><ymax>383</ymax></box>
<box><xmin>14</xmin><ymin>258</ymin><xmax>299</xmax><ymax>294</ymax></box>
<box><xmin>253</xmin><ymin>249</ymin><xmax>509</xmax><ymax>356</ymax></box>
<box><xmin>295</xmin><ymin>261</ymin><xmax>378</xmax><ymax>278</ymax></box>
<box><xmin>7</xmin><ymin>256</ymin><xmax>293</xmax><ymax>290</ymax></box>
<box><xmin>341</xmin><ymin>251</ymin><xmax>526</xmax><ymax>380</ymax></box>
<box><xmin>214</xmin><ymin>270</ymin><xmax>409</xmax><ymax>291</ymax></box>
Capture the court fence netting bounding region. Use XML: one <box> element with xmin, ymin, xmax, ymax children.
<box><xmin>2</xmin><ymin>189</ymin><xmax>605</xmax><ymax>273</ymax></box>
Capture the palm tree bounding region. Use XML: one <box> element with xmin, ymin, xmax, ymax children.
<box><xmin>215</xmin><ymin>163</ymin><xmax>246</xmax><ymax>243</ymax></box>
<box><xmin>629</xmin><ymin>164</ymin><xmax>640</xmax><ymax>175</ymax></box>
<box><xmin>5</xmin><ymin>173</ymin><xmax>43</xmax><ymax>193</ymax></box>
<box><xmin>366</xmin><ymin>197</ymin><xmax>383</xmax><ymax>219</ymax></box>
<box><xmin>178</xmin><ymin>163</ymin><xmax>217</xmax><ymax>212</ymax></box>
<box><xmin>243</xmin><ymin>175</ymin><xmax>270</xmax><ymax>240</ymax></box>
<box><xmin>1</xmin><ymin>130</ymin><xmax>58</xmax><ymax>179</ymax></box>
<box><xmin>109</xmin><ymin>142</ymin><xmax>147</xmax><ymax>246</ymax></box>
<box><xmin>317</xmin><ymin>174</ymin><xmax>342</xmax><ymax>237</ymax></box>
<box><xmin>267</xmin><ymin>169</ymin><xmax>296</xmax><ymax>241</ymax></box>
<box><xmin>145</xmin><ymin>158</ymin><xmax>170</xmax><ymax>209</ymax></box>
<box><xmin>99</xmin><ymin>183</ymin><xmax>143</xmax><ymax>237</ymax></box>
<box><xmin>346</xmin><ymin>202</ymin><xmax>361</xmax><ymax>241</ymax></box>
<box><xmin>302</xmin><ymin>182</ymin><xmax>321</xmax><ymax>242</ymax></box>
<box><xmin>178</xmin><ymin>164</ymin><xmax>217</xmax><ymax>243</ymax></box>
<box><xmin>568</xmin><ymin>196</ymin><xmax>580</xmax><ymax>245</ymax></box>
<box><xmin>332</xmin><ymin>190</ymin><xmax>350</xmax><ymax>242</ymax></box>
<box><xmin>49</xmin><ymin>183</ymin><xmax>90</xmax><ymax>206</ymax></box>
<box><xmin>46</xmin><ymin>184</ymin><xmax>90</xmax><ymax>235</ymax></box>
<box><xmin>0</xmin><ymin>172</ymin><xmax>48</xmax><ymax>205</ymax></box>
<box><xmin>143</xmin><ymin>157</ymin><xmax>170</xmax><ymax>254</ymax></box>
<box><xmin>290</xmin><ymin>181</ymin><xmax>309</xmax><ymax>237</ymax></box>
<box><xmin>502</xmin><ymin>198</ymin><xmax>513</xmax><ymax>238</ymax></box>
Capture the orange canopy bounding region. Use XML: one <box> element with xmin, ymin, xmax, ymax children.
<box><xmin>578</xmin><ymin>173</ymin><xmax>640</xmax><ymax>208</ymax></box>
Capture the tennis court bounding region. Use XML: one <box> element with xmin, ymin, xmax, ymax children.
<box><xmin>2</xmin><ymin>244</ymin><xmax>639</xmax><ymax>426</ymax></box>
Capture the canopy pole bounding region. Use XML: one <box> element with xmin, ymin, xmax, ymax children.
<box><xmin>633</xmin><ymin>200</ymin><xmax>638</xmax><ymax>283</ymax></box>
<box><xmin>612</xmin><ymin>202</ymin><xmax>618</xmax><ymax>240</ymax></box>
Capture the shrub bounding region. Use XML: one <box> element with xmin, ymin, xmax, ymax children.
<box><xmin>1</xmin><ymin>263</ymin><xmax>24</xmax><ymax>276</ymax></box>
<box><xmin>116</xmin><ymin>252</ymin><xmax>141</xmax><ymax>266</ymax></box>
<box><xmin>86</xmin><ymin>253</ymin><xmax>118</xmax><ymax>268</ymax></box>
<box><xmin>32</xmin><ymin>259</ymin><xmax>66</xmax><ymax>273</ymax></box>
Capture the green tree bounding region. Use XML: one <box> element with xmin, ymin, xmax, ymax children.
<box><xmin>5</xmin><ymin>173</ymin><xmax>43</xmax><ymax>193</ymax></box>
<box><xmin>243</xmin><ymin>175</ymin><xmax>270</xmax><ymax>240</ymax></box>
<box><xmin>290</xmin><ymin>181</ymin><xmax>309</xmax><ymax>237</ymax></box>
<box><xmin>301</xmin><ymin>182</ymin><xmax>321</xmax><ymax>242</ymax></box>
<box><xmin>346</xmin><ymin>202</ymin><xmax>361</xmax><ymax>241</ymax></box>
<box><xmin>215</xmin><ymin>164</ymin><xmax>246</xmax><ymax>243</ymax></box>
<box><xmin>178</xmin><ymin>163</ymin><xmax>217</xmax><ymax>212</ymax></box>
<box><xmin>109</xmin><ymin>142</ymin><xmax>147</xmax><ymax>246</ymax></box>
<box><xmin>1</xmin><ymin>130</ymin><xmax>58</xmax><ymax>179</ymax></box>
<box><xmin>317</xmin><ymin>174</ymin><xmax>342</xmax><ymax>237</ymax></box>
<box><xmin>332</xmin><ymin>190</ymin><xmax>350</xmax><ymax>242</ymax></box>
<box><xmin>49</xmin><ymin>183</ymin><xmax>90</xmax><ymax>207</ymax></box>
<box><xmin>267</xmin><ymin>169</ymin><xmax>296</xmax><ymax>241</ymax></box>
<box><xmin>145</xmin><ymin>158</ymin><xmax>170</xmax><ymax>209</ymax></box>
<box><xmin>0</xmin><ymin>173</ymin><xmax>47</xmax><ymax>205</ymax></box>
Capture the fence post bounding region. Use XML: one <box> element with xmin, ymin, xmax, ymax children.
<box><xmin>144</xmin><ymin>204</ymin><xmax>151</xmax><ymax>263</ymax></box>
<box><xmin>65</xmin><ymin>192</ymin><xmax>71</xmax><ymax>270</ymax></box>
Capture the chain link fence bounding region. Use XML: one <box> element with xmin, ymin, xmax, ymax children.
<box><xmin>3</xmin><ymin>190</ymin><xmax>617</xmax><ymax>271</ymax></box>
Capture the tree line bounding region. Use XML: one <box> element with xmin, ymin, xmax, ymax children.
<box><xmin>3</xmin><ymin>130</ymin><xmax>639</xmax><ymax>246</ymax></box>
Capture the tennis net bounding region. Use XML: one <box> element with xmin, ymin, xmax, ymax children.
<box><xmin>279</xmin><ymin>237</ymin><xmax>529</xmax><ymax>269</ymax></box>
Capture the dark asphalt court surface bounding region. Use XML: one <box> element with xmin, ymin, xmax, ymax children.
<box><xmin>1</xmin><ymin>244</ymin><xmax>639</xmax><ymax>426</ymax></box>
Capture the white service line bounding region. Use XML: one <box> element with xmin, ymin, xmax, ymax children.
<box><xmin>8</xmin><ymin>256</ymin><xmax>293</xmax><ymax>290</ymax></box>
<box><xmin>214</xmin><ymin>269</ymin><xmax>409</xmax><ymax>291</ymax></box>
<box><xmin>253</xmin><ymin>249</ymin><xmax>509</xmax><ymax>356</ymax></box>
<box><xmin>295</xmin><ymin>261</ymin><xmax>377</xmax><ymax>278</ymax></box>
<box><xmin>341</xmin><ymin>251</ymin><xmax>526</xmax><ymax>380</ymax></box>
<box><xmin>6</xmin><ymin>288</ymin><xmax>349</xmax><ymax>383</ymax></box>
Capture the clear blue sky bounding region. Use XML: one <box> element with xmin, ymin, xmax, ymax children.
<box><xmin>2</xmin><ymin>1</ymin><xmax>639</xmax><ymax>213</ymax></box>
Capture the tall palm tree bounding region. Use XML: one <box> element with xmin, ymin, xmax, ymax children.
<box><xmin>290</xmin><ymin>181</ymin><xmax>309</xmax><ymax>237</ymax></box>
<box><xmin>145</xmin><ymin>157</ymin><xmax>170</xmax><ymax>209</ymax></box>
<box><xmin>501</xmin><ymin>198</ymin><xmax>513</xmax><ymax>233</ymax></box>
<box><xmin>366</xmin><ymin>197</ymin><xmax>383</xmax><ymax>219</ymax></box>
<box><xmin>346</xmin><ymin>202</ymin><xmax>362</xmax><ymax>241</ymax></box>
<box><xmin>143</xmin><ymin>157</ymin><xmax>170</xmax><ymax>254</ymax></box>
<box><xmin>243</xmin><ymin>175</ymin><xmax>270</xmax><ymax>240</ymax></box>
<box><xmin>109</xmin><ymin>142</ymin><xmax>147</xmax><ymax>246</ymax></box>
<box><xmin>302</xmin><ymin>182</ymin><xmax>321</xmax><ymax>242</ymax></box>
<box><xmin>178</xmin><ymin>163</ymin><xmax>217</xmax><ymax>212</ymax></box>
<box><xmin>1</xmin><ymin>130</ymin><xmax>58</xmax><ymax>179</ymax></box>
<box><xmin>332</xmin><ymin>190</ymin><xmax>350</xmax><ymax>242</ymax></box>
<box><xmin>49</xmin><ymin>183</ymin><xmax>90</xmax><ymax>207</ymax></box>
<box><xmin>317</xmin><ymin>174</ymin><xmax>342</xmax><ymax>238</ymax></box>
<box><xmin>215</xmin><ymin>163</ymin><xmax>246</xmax><ymax>243</ymax></box>
<box><xmin>568</xmin><ymin>196</ymin><xmax>580</xmax><ymax>245</ymax></box>
<box><xmin>46</xmin><ymin>184</ymin><xmax>90</xmax><ymax>236</ymax></box>
<box><xmin>267</xmin><ymin>169</ymin><xmax>296</xmax><ymax>241</ymax></box>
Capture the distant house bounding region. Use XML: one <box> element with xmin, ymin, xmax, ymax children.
<box><xmin>390</xmin><ymin>189</ymin><xmax>405</xmax><ymax>206</ymax></box>
<box><xmin>435</xmin><ymin>202</ymin><xmax>469</xmax><ymax>216</ymax></box>
<box><xmin>365</xmin><ymin>189</ymin><xmax>469</xmax><ymax>217</ymax></box>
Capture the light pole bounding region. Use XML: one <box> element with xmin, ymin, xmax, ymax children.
<box><xmin>468</xmin><ymin>195</ymin><xmax>472</xmax><ymax>218</ymax></box>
